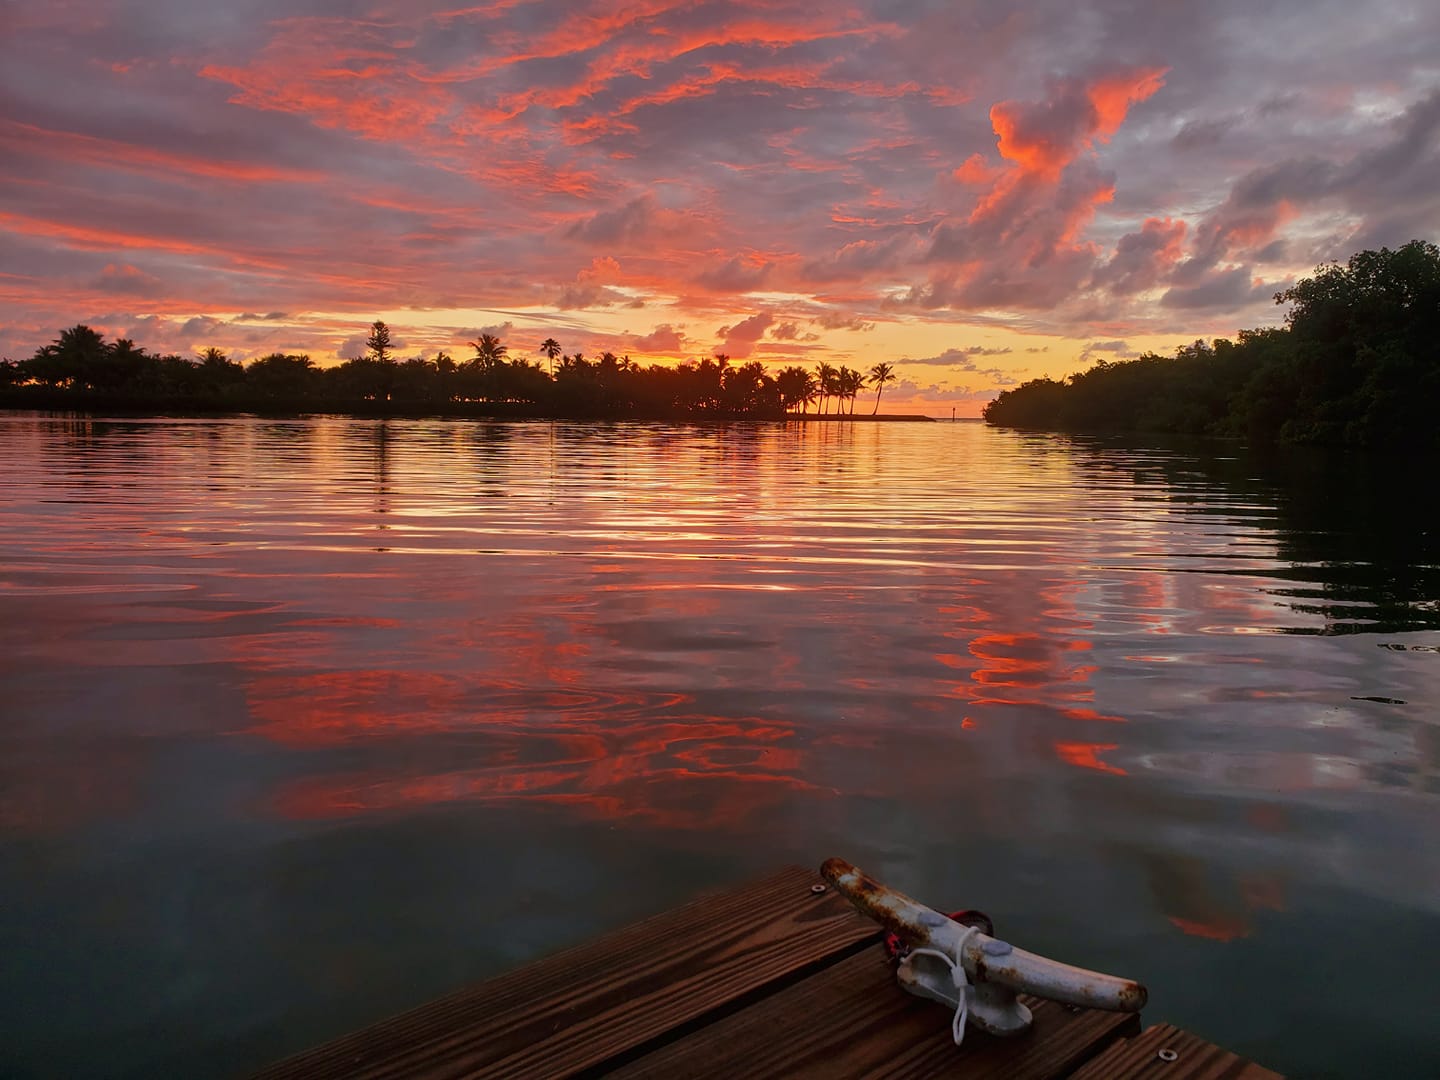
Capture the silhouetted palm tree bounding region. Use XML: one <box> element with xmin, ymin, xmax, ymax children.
<box><xmin>470</xmin><ymin>333</ymin><xmax>508</xmax><ymax>370</ymax></box>
<box><xmin>247</xmin><ymin>353</ymin><xmax>317</xmax><ymax>398</ymax></box>
<box><xmin>869</xmin><ymin>361</ymin><xmax>896</xmax><ymax>414</ymax></box>
<box><xmin>29</xmin><ymin>324</ymin><xmax>108</xmax><ymax>387</ymax></box>
<box><xmin>837</xmin><ymin>366</ymin><xmax>864</xmax><ymax>415</ymax></box>
<box><xmin>775</xmin><ymin>366</ymin><xmax>816</xmax><ymax>413</ymax></box>
<box><xmin>815</xmin><ymin>361</ymin><xmax>837</xmax><ymax>414</ymax></box>
<box><xmin>539</xmin><ymin>337</ymin><xmax>561</xmax><ymax>376</ymax></box>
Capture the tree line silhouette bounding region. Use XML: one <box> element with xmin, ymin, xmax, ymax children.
<box><xmin>983</xmin><ymin>241</ymin><xmax>1440</xmax><ymax>450</ymax></box>
<box><xmin>0</xmin><ymin>320</ymin><xmax>905</xmax><ymax>421</ymax></box>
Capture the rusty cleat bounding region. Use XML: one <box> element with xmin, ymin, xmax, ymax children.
<box><xmin>821</xmin><ymin>857</ymin><xmax>1146</xmax><ymax>1038</ymax></box>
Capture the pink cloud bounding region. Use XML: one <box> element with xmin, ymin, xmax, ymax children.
<box><xmin>716</xmin><ymin>312</ymin><xmax>774</xmax><ymax>357</ymax></box>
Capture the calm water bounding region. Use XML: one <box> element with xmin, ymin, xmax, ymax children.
<box><xmin>1</xmin><ymin>414</ymin><xmax>1437</xmax><ymax>1079</ymax></box>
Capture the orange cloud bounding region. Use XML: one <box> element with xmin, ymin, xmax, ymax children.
<box><xmin>578</xmin><ymin>255</ymin><xmax>623</xmax><ymax>283</ymax></box>
<box><xmin>990</xmin><ymin>68</ymin><xmax>1168</xmax><ymax>180</ymax></box>
<box><xmin>0</xmin><ymin>120</ymin><xmax>327</xmax><ymax>186</ymax></box>
<box><xmin>952</xmin><ymin>153</ymin><xmax>998</xmax><ymax>185</ymax></box>
<box><xmin>0</xmin><ymin>210</ymin><xmax>285</xmax><ymax>271</ymax></box>
<box><xmin>1088</xmin><ymin>69</ymin><xmax>1169</xmax><ymax>139</ymax></box>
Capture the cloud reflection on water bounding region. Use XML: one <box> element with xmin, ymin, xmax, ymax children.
<box><xmin>2</xmin><ymin>416</ymin><xmax>1439</xmax><ymax>1077</ymax></box>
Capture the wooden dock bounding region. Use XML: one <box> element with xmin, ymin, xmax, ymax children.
<box><xmin>252</xmin><ymin>866</ymin><xmax>1280</xmax><ymax>1079</ymax></box>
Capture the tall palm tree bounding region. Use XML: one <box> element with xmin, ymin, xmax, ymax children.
<box><xmin>837</xmin><ymin>366</ymin><xmax>863</xmax><ymax>415</ymax></box>
<box><xmin>815</xmin><ymin>361</ymin><xmax>837</xmax><ymax>415</ymax></box>
<box><xmin>470</xmin><ymin>333</ymin><xmax>507</xmax><ymax>371</ymax></box>
<box><xmin>799</xmin><ymin>372</ymin><xmax>819</xmax><ymax>413</ymax></box>
<box><xmin>775</xmin><ymin>366</ymin><xmax>816</xmax><ymax>413</ymax></box>
<box><xmin>868</xmin><ymin>361</ymin><xmax>896</xmax><ymax>414</ymax></box>
<box><xmin>35</xmin><ymin>324</ymin><xmax>108</xmax><ymax>388</ymax></box>
<box><xmin>831</xmin><ymin>366</ymin><xmax>847</xmax><ymax>415</ymax></box>
<box><xmin>196</xmin><ymin>346</ymin><xmax>242</xmax><ymax>393</ymax></box>
<box><xmin>538</xmin><ymin>337</ymin><xmax>561</xmax><ymax>376</ymax></box>
<box><xmin>106</xmin><ymin>337</ymin><xmax>149</xmax><ymax>389</ymax></box>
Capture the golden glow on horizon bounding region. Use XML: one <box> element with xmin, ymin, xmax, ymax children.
<box><xmin>239</xmin><ymin>303</ymin><xmax>1201</xmax><ymax>417</ymax></box>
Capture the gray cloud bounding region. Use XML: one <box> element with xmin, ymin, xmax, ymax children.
<box><xmin>1161</xmin><ymin>266</ymin><xmax>1271</xmax><ymax>310</ymax></box>
<box><xmin>901</xmin><ymin>347</ymin><xmax>1012</xmax><ymax>371</ymax></box>
<box><xmin>693</xmin><ymin>256</ymin><xmax>771</xmax><ymax>293</ymax></box>
<box><xmin>553</xmin><ymin>283</ymin><xmax>627</xmax><ymax>310</ymax></box>
<box><xmin>812</xmin><ymin>312</ymin><xmax>876</xmax><ymax>332</ymax></box>
<box><xmin>90</xmin><ymin>263</ymin><xmax>163</xmax><ymax>297</ymax></box>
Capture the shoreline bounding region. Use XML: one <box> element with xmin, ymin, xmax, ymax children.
<box><xmin>0</xmin><ymin>393</ymin><xmax>935</xmax><ymax>423</ymax></box>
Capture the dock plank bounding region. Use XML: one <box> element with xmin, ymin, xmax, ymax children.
<box><xmin>251</xmin><ymin>866</ymin><xmax>877</xmax><ymax>1080</ymax></box>
<box><xmin>608</xmin><ymin>946</ymin><xmax>1140</xmax><ymax>1079</ymax></box>
<box><xmin>1069</xmin><ymin>1022</ymin><xmax>1283</xmax><ymax>1080</ymax></box>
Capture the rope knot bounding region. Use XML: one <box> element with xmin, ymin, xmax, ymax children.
<box><xmin>908</xmin><ymin>924</ymin><xmax>981</xmax><ymax>1046</ymax></box>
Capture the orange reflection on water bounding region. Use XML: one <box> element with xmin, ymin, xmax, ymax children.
<box><xmin>1054</xmin><ymin>741</ymin><xmax>1126</xmax><ymax>775</ymax></box>
<box><xmin>1168</xmin><ymin>915</ymin><xmax>1250</xmax><ymax>943</ymax></box>
<box><xmin>266</xmin><ymin>703</ymin><xmax>817</xmax><ymax>831</ymax></box>
<box><xmin>245</xmin><ymin>669</ymin><xmax>474</xmax><ymax>745</ymax></box>
<box><xmin>273</xmin><ymin>760</ymin><xmax>819</xmax><ymax>831</ymax></box>
<box><xmin>955</xmin><ymin>631</ymin><xmax>1125</xmax><ymax>725</ymax></box>
<box><xmin>1146</xmin><ymin>847</ymin><xmax>1288</xmax><ymax>944</ymax></box>
<box><xmin>1164</xmin><ymin>869</ymin><xmax>1289</xmax><ymax>941</ymax></box>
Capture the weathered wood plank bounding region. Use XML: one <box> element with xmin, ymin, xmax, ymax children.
<box><xmin>607</xmin><ymin>945</ymin><xmax>1140</xmax><ymax>1079</ymax></box>
<box><xmin>1068</xmin><ymin>1023</ymin><xmax>1283</xmax><ymax>1080</ymax></box>
<box><xmin>251</xmin><ymin>866</ymin><xmax>877</xmax><ymax>1080</ymax></box>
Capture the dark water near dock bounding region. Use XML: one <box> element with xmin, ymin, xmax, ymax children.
<box><xmin>1</xmin><ymin>414</ymin><xmax>1437</xmax><ymax>1078</ymax></box>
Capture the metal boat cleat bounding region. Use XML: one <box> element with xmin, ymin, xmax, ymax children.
<box><xmin>821</xmin><ymin>857</ymin><xmax>1146</xmax><ymax>1038</ymax></box>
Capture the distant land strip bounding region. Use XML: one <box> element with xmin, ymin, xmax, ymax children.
<box><xmin>2</xmin><ymin>325</ymin><xmax>915</xmax><ymax>422</ymax></box>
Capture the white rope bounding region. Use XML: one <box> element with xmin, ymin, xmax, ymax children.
<box><xmin>908</xmin><ymin>924</ymin><xmax>981</xmax><ymax>1046</ymax></box>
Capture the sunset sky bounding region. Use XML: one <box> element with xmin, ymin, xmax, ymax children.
<box><xmin>3</xmin><ymin>1</ymin><xmax>1438</xmax><ymax>414</ymax></box>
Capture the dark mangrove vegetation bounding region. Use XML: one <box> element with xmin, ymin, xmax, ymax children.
<box><xmin>984</xmin><ymin>241</ymin><xmax>1440</xmax><ymax>450</ymax></box>
<box><xmin>0</xmin><ymin>320</ymin><xmax>907</xmax><ymax>421</ymax></box>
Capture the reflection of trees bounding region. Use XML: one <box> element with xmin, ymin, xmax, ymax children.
<box><xmin>1056</xmin><ymin>435</ymin><xmax>1440</xmax><ymax>634</ymax></box>
<box><xmin>472</xmin><ymin>422</ymin><xmax>512</xmax><ymax>499</ymax></box>
<box><xmin>372</xmin><ymin>422</ymin><xmax>390</xmax><ymax>525</ymax></box>
<box><xmin>254</xmin><ymin>420</ymin><xmax>317</xmax><ymax>477</ymax></box>
<box><xmin>1256</xmin><ymin>448</ymin><xmax>1440</xmax><ymax>633</ymax></box>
